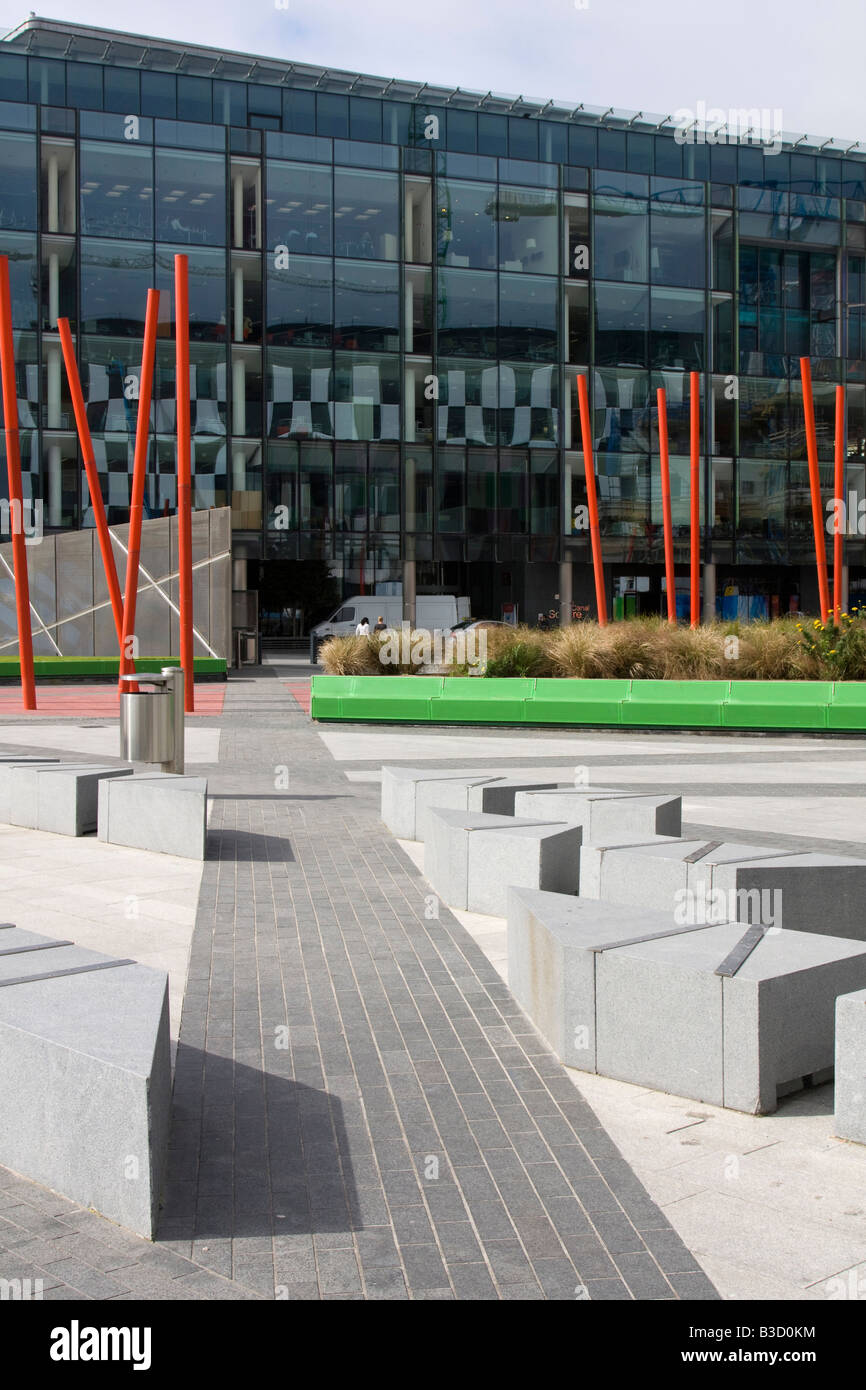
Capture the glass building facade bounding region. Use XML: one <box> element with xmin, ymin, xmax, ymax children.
<box><xmin>2</xmin><ymin>17</ymin><xmax>865</xmax><ymax>625</ymax></box>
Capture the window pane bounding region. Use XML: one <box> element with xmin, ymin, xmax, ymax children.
<box><xmin>333</xmin><ymin>353</ymin><xmax>399</xmax><ymax>440</ymax></box>
<box><xmin>437</xmin><ymin>359</ymin><xmax>497</xmax><ymax>445</ymax></box>
<box><xmin>0</xmin><ymin>54</ymin><xmax>27</xmax><ymax>104</ymax></box>
<box><xmin>499</xmin><ymin>274</ymin><xmax>558</xmax><ymax>362</ymax></box>
<box><xmin>335</xmin><ymin>444</ymin><xmax>366</xmax><ymax>531</ymax></box>
<box><xmin>467</xmin><ymin>449</ymin><xmax>496</xmax><ymax>531</ymax></box>
<box><xmin>334</xmin><ymin>261</ymin><xmax>399</xmax><ymax>352</ymax></box>
<box><xmin>104</xmin><ymin>68</ymin><xmax>140</xmax><ymax>114</ymax></box>
<box><xmin>213</xmin><ymin>81</ymin><xmax>246</xmax><ymax>126</ymax></box>
<box><xmin>267</xmin><ymin>258</ymin><xmax>332</xmax><ymax>347</ymax></box>
<box><xmin>651</xmin><ymin>288</ymin><xmax>705</xmax><ymax>369</ymax></box>
<box><xmin>156</xmin><ymin>244</ymin><xmax>226</xmax><ymax>342</ymax></box>
<box><xmin>142</xmin><ymin>72</ymin><xmax>177</xmax><ymax>119</ymax></box>
<box><xmin>333</xmin><ymin>168</ymin><xmax>399</xmax><ymax>260</ymax></box>
<box><xmin>81</xmin><ymin>239</ymin><xmax>153</xmax><ymax>336</ymax></box>
<box><xmin>80</xmin><ymin>141</ymin><xmax>153</xmax><ymax>239</ymax></box>
<box><xmin>437</xmin><ymin>180</ymin><xmax>497</xmax><ymax>268</ymax></box>
<box><xmin>156</xmin><ymin>149</ymin><xmax>225</xmax><ymax>246</ymax></box>
<box><xmin>739</xmin><ymin>378</ymin><xmax>788</xmax><ymax>458</ymax></box>
<box><xmin>299</xmin><ymin>441</ymin><xmax>332</xmax><ymax>528</ymax></box>
<box><xmin>498</xmin><ymin>186</ymin><xmax>558</xmax><ymax>274</ymax></box>
<box><xmin>0</xmin><ymin>232</ymin><xmax>37</xmax><ymax>329</ymax></box>
<box><xmin>531</xmin><ymin>450</ymin><xmax>558</xmax><ymax>534</ymax></box>
<box><xmin>437</xmin><ymin>448</ymin><xmax>466</xmax><ymax>531</ymax></box>
<box><xmin>317</xmin><ymin>94</ymin><xmax>348</xmax><ymax>138</ymax></box>
<box><xmin>0</xmin><ymin>131</ymin><xmax>37</xmax><ymax>230</ymax></box>
<box><xmin>478</xmin><ymin>113</ymin><xmax>507</xmax><ymax>157</ymax></box>
<box><xmin>178</xmin><ymin>76</ymin><xmax>212</xmax><ymax>124</ymax></box>
<box><xmin>66</xmin><ymin>63</ymin><xmax>103</xmax><ymax>110</ymax></box>
<box><xmin>28</xmin><ymin>59</ymin><xmax>65</xmax><ymax>107</ymax></box>
<box><xmin>437</xmin><ymin>268</ymin><xmax>497</xmax><ymax>356</ymax></box>
<box><xmin>267</xmin><ymin>347</ymin><xmax>333</xmax><ymax>440</ymax></box>
<box><xmin>404</xmin><ymin>447</ymin><xmax>432</xmax><ymax>532</ymax></box>
<box><xmin>282</xmin><ymin>89</ymin><xmax>315</xmax><ymax>135</ymax></box>
<box><xmin>591</xmin><ymin>368</ymin><xmax>650</xmax><ymax>454</ymax></box>
<box><xmin>650</xmin><ymin>203</ymin><xmax>705</xmax><ymax>287</ymax></box>
<box><xmin>593</xmin><ymin>196</ymin><xmax>648</xmax><ymax>282</ymax></box>
<box><xmin>350</xmin><ymin>96</ymin><xmax>381</xmax><ymax>143</ymax></box>
<box><xmin>499</xmin><ymin>363</ymin><xmax>558</xmax><ymax>447</ymax></box>
<box><xmin>595</xmin><ymin>282</ymin><xmax>649</xmax><ymax>367</ymax></box>
<box><xmin>267</xmin><ymin>161</ymin><xmax>332</xmax><ymax>255</ymax></box>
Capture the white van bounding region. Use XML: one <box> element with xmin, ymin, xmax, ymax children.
<box><xmin>310</xmin><ymin>595</ymin><xmax>470</xmax><ymax>660</ymax></box>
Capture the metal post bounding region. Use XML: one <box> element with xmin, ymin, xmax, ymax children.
<box><xmin>799</xmin><ymin>356</ymin><xmax>831</xmax><ymax>625</ymax></box>
<box><xmin>657</xmin><ymin>386</ymin><xmax>677</xmax><ymax>623</ymax></box>
<box><xmin>690</xmin><ymin>370</ymin><xmax>700</xmax><ymax>627</ymax></box>
<box><xmin>175</xmin><ymin>255</ymin><xmax>194</xmax><ymax>712</ymax></box>
<box><xmin>119</xmin><ymin>288</ymin><xmax>160</xmax><ymax>694</ymax></box>
<box><xmin>576</xmin><ymin>372</ymin><xmax>607</xmax><ymax>626</ymax></box>
<box><xmin>162</xmin><ymin>666</ymin><xmax>185</xmax><ymax>774</ymax></box>
<box><xmin>0</xmin><ymin>255</ymin><xmax>36</xmax><ymax>710</ymax></box>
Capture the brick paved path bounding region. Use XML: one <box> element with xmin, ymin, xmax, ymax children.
<box><xmin>0</xmin><ymin>673</ymin><xmax>717</xmax><ymax>1300</ymax></box>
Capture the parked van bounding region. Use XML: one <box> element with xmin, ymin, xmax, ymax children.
<box><xmin>310</xmin><ymin>595</ymin><xmax>470</xmax><ymax>661</ymax></box>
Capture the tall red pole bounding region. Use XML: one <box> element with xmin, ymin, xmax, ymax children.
<box><xmin>58</xmin><ymin>318</ymin><xmax>124</xmax><ymax>647</ymax></box>
<box><xmin>799</xmin><ymin>357</ymin><xmax>830</xmax><ymax>626</ymax></box>
<box><xmin>576</xmin><ymin>373</ymin><xmax>607</xmax><ymax>626</ymax></box>
<box><xmin>657</xmin><ymin>386</ymin><xmax>676</xmax><ymax>623</ymax></box>
<box><xmin>689</xmin><ymin>371</ymin><xmax>700</xmax><ymax>628</ymax></box>
<box><xmin>0</xmin><ymin>256</ymin><xmax>36</xmax><ymax>709</ymax></box>
<box><xmin>119</xmin><ymin>289</ymin><xmax>160</xmax><ymax>694</ymax></box>
<box><xmin>174</xmin><ymin>256</ymin><xmax>194</xmax><ymax>712</ymax></box>
<box><xmin>834</xmin><ymin>384</ymin><xmax>844</xmax><ymax>624</ymax></box>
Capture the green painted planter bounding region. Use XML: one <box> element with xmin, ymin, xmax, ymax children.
<box><xmin>309</xmin><ymin>674</ymin><xmax>866</xmax><ymax>732</ymax></box>
<box><xmin>0</xmin><ymin>655</ymin><xmax>227</xmax><ymax>680</ymax></box>
<box><xmin>621</xmin><ymin>679</ymin><xmax>731</xmax><ymax>728</ymax></box>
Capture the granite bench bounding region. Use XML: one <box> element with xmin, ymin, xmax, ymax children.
<box><xmin>0</xmin><ymin>925</ymin><xmax>171</xmax><ymax>1237</ymax></box>
<box><xmin>508</xmin><ymin>887</ymin><xmax>866</xmax><ymax>1113</ymax></box>
<box><xmin>8</xmin><ymin>763</ymin><xmax>133</xmax><ymax>836</ymax></box>
<box><xmin>513</xmin><ymin>787</ymin><xmax>682</xmax><ymax>841</ymax></box>
<box><xmin>425</xmin><ymin>807</ymin><xmax>581</xmax><ymax>916</ymax></box>
<box><xmin>98</xmin><ymin>772</ymin><xmax>208</xmax><ymax>860</ymax></box>
<box><xmin>587</xmin><ymin>838</ymin><xmax>866</xmax><ymax>940</ymax></box>
<box><xmin>381</xmin><ymin>764</ymin><xmax>576</xmax><ymax>841</ymax></box>
<box><xmin>0</xmin><ymin>758</ymin><xmax>61</xmax><ymax>822</ymax></box>
<box><xmin>834</xmin><ymin>989</ymin><xmax>866</xmax><ymax>1145</ymax></box>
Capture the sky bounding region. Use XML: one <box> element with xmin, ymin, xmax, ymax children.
<box><xmin>3</xmin><ymin>1</ymin><xmax>864</xmax><ymax>145</ymax></box>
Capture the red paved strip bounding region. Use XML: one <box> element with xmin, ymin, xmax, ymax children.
<box><xmin>0</xmin><ymin>683</ymin><xmax>226</xmax><ymax>716</ymax></box>
<box><xmin>284</xmin><ymin>682</ymin><xmax>312</xmax><ymax>714</ymax></box>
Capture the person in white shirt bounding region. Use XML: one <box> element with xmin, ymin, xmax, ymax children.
<box><xmin>355</xmin><ymin>617</ymin><xmax>371</xmax><ymax>636</ymax></box>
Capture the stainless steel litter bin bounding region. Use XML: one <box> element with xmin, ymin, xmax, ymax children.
<box><xmin>119</xmin><ymin>666</ymin><xmax>185</xmax><ymax>774</ymax></box>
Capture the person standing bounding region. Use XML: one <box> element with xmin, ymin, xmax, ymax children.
<box><xmin>373</xmin><ymin>615</ymin><xmax>388</xmax><ymax>633</ymax></box>
<box><xmin>355</xmin><ymin>616</ymin><xmax>371</xmax><ymax>636</ymax></box>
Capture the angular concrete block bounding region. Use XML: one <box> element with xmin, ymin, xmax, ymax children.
<box><xmin>0</xmin><ymin>759</ymin><xmax>61</xmax><ymax>822</ymax></box>
<box><xmin>0</xmin><ymin>928</ymin><xmax>171</xmax><ymax>1238</ymax></box>
<box><xmin>381</xmin><ymin>764</ymin><xmax>574</xmax><ymax>840</ymax></box>
<box><xmin>98</xmin><ymin>772</ymin><xmax>208</xmax><ymax>859</ymax></box>
<box><xmin>425</xmin><ymin>808</ymin><xmax>581</xmax><ymax>915</ymax></box>
<box><xmin>514</xmin><ymin>787</ymin><xmax>681</xmax><ymax>841</ymax></box>
<box><xmin>9</xmin><ymin>763</ymin><xmax>133</xmax><ymax>836</ymax></box>
<box><xmin>578</xmin><ymin>833</ymin><xmax>682</xmax><ymax>898</ymax></box>
<box><xmin>711</xmin><ymin>853</ymin><xmax>866</xmax><ymax>941</ymax></box>
<box><xmin>596</xmin><ymin>924</ymin><xmax>866</xmax><ymax>1113</ymax></box>
<box><xmin>507</xmin><ymin>887</ymin><xmax>704</xmax><ymax>1070</ymax></box>
<box><xmin>835</xmin><ymin>989</ymin><xmax>866</xmax><ymax>1145</ymax></box>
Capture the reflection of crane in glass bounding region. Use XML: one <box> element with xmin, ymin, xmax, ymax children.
<box><xmin>436</xmin><ymin>181</ymin><xmax>453</xmax><ymax>336</ymax></box>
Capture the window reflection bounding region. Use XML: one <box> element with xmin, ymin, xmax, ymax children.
<box><xmin>498</xmin><ymin>187</ymin><xmax>558</xmax><ymax>274</ymax></box>
<box><xmin>0</xmin><ymin>132</ymin><xmax>37</xmax><ymax>231</ymax></box>
<box><xmin>155</xmin><ymin>150</ymin><xmax>225</xmax><ymax>246</ymax></box>
<box><xmin>334</xmin><ymin>168</ymin><xmax>399</xmax><ymax>260</ymax></box>
<box><xmin>334</xmin><ymin>260</ymin><xmax>399</xmax><ymax>352</ymax></box>
<box><xmin>79</xmin><ymin>141</ymin><xmax>153</xmax><ymax>240</ymax></box>
<box><xmin>436</xmin><ymin>180</ymin><xmax>497</xmax><ymax>268</ymax></box>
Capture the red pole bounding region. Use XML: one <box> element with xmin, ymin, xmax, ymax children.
<box><xmin>834</xmin><ymin>384</ymin><xmax>844</xmax><ymax>624</ymax></box>
<box><xmin>0</xmin><ymin>256</ymin><xmax>36</xmax><ymax>710</ymax></box>
<box><xmin>689</xmin><ymin>371</ymin><xmax>700</xmax><ymax>628</ymax></box>
<box><xmin>657</xmin><ymin>386</ymin><xmax>676</xmax><ymax>623</ymax></box>
<box><xmin>174</xmin><ymin>256</ymin><xmax>194</xmax><ymax>712</ymax></box>
<box><xmin>119</xmin><ymin>289</ymin><xmax>160</xmax><ymax>694</ymax></box>
<box><xmin>58</xmin><ymin>318</ymin><xmax>124</xmax><ymax>648</ymax></box>
<box><xmin>799</xmin><ymin>357</ymin><xmax>830</xmax><ymax>626</ymax></box>
<box><xmin>576</xmin><ymin>372</ymin><xmax>607</xmax><ymax>625</ymax></box>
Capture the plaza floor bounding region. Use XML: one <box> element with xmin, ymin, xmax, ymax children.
<box><xmin>0</xmin><ymin>667</ymin><xmax>864</xmax><ymax>1301</ymax></box>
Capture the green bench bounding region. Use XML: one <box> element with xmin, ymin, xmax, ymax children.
<box><xmin>429</xmin><ymin>677</ymin><xmax>534</xmax><ymax>723</ymax></box>
<box><xmin>722</xmin><ymin>680</ymin><xmax>831</xmax><ymax>730</ymax></box>
<box><xmin>526</xmin><ymin>678</ymin><xmax>630</xmax><ymax>726</ymax></box>
<box><xmin>622</xmin><ymin>679</ymin><xmax>731</xmax><ymax>727</ymax></box>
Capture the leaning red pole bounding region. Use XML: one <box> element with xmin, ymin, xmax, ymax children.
<box><xmin>174</xmin><ymin>256</ymin><xmax>194</xmax><ymax>711</ymax></box>
<box><xmin>0</xmin><ymin>256</ymin><xmax>36</xmax><ymax>709</ymax></box>
<box><xmin>689</xmin><ymin>371</ymin><xmax>700</xmax><ymax>628</ymax></box>
<box><xmin>576</xmin><ymin>373</ymin><xmax>607</xmax><ymax>626</ymax></box>
<box><xmin>799</xmin><ymin>357</ymin><xmax>831</xmax><ymax>626</ymax></box>
<box><xmin>657</xmin><ymin>386</ymin><xmax>676</xmax><ymax>623</ymax></box>
<box><xmin>118</xmin><ymin>289</ymin><xmax>160</xmax><ymax>694</ymax></box>
<box><xmin>58</xmin><ymin>318</ymin><xmax>124</xmax><ymax>647</ymax></box>
<box><xmin>834</xmin><ymin>385</ymin><xmax>844</xmax><ymax>624</ymax></box>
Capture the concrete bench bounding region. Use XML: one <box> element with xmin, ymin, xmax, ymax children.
<box><xmin>425</xmin><ymin>807</ymin><xmax>581</xmax><ymax>916</ymax></box>
<box><xmin>0</xmin><ymin>925</ymin><xmax>170</xmax><ymax>1237</ymax></box>
<box><xmin>514</xmin><ymin>787</ymin><xmax>682</xmax><ymax>841</ymax></box>
<box><xmin>590</xmin><ymin>839</ymin><xmax>866</xmax><ymax>940</ymax></box>
<box><xmin>381</xmin><ymin>764</ymin><xmax>575</xmax><ymax>841</ymax></box>
<box><xmin>8</xmin><ymin>763</ymin><xmax>133</xmax><ymax>836</ymax></box>
<box><xmin>98</xmin><ymin>772</ymin><xmax>208</xmax><ymax>860</ymax></box>
<box><xmin>507</xmin><ymin>888</ymin><xmax>866</xmax><ymax>1113</ymax></box>
<box><xmin>578</xmin><ymin>833</ymin><xmax>683</xmax><ymax>896</ymax></box>
<box><xmin>834</xmin><ymin>989</ymin><xmax>866</xmax><ymax>1145</ymax></box>
<box><xmin>0</xmin><ymin>758</ymin><xmax>60</xmax><ymax>822</ymax></box>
